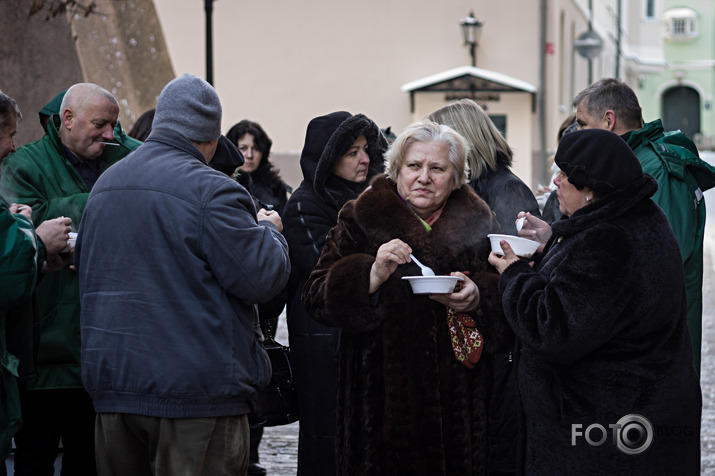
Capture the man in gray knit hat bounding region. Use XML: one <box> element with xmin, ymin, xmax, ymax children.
<box><xmin>76</xmin><ymin>73</ymin><xmax>290</xmax><ymax>475</ymax></box>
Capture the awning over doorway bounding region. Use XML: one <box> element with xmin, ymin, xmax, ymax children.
<box><xmin>401</xmin><ymin>66</ymin><xmax>537</xmax><ymax>112</ymax></box>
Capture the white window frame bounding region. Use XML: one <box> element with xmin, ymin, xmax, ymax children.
<box><xmin>664</xmin><ymin>8</ymin><xmax>698</xmax><ymax>41</ymax></box>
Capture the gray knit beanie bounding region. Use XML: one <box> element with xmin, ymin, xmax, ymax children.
<box><xmin>153</xmin><ymin>73</ymin><xmax>222</xmax><ymax>142</ymax></box>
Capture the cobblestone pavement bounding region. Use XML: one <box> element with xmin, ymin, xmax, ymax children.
<box><xmin>255</xmin><ymin>315</ymin><xmax>299</xmax><ymax>475</ymax></box>
<box><xmin>701</xmin><ymin>247</ymin><xmax>715</xmax><ymax>475</ymax></box>
<box><xmin>698</xmin><ymin>153</ymin><xmax>715</xmax><ymax>475</ymax></box>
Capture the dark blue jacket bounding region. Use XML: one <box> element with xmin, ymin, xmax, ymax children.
<box><xmin>76</xmin><ymin>127</ymin><xmax>290</xmax><ymax>418</ymax></box>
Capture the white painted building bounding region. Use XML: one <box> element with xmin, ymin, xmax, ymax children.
<box><xmin>152</xmin><ymin>0</ymin><xmax>664</xmax><ymax>190</ymax></box>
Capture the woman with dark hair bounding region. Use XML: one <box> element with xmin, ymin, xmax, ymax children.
<box><xmin>220</xmin><ymin>120</ymin><xmax>290</xmax><ymax>476</ymax></box>
<box><xmin>127</xmin><ymin>108</ymin><xmax>155</xmax><ymax>142</ymax></box>
<box><xmin>226</xmin><ymin>120</ymin><xmax>292</xmax><ymax>215</ymax></box>
<box><xmin>283</xmin><ymin>111</ymin><xmax>387</xmax><ymax>475</ymax></box>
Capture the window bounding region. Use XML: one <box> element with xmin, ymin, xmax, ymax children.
<box><xmin>664</xmin><ymin>8</ymin><xmax>698</xmax><ymax>41</ymax></box>
<box><xmin>645</xmin><ymin>0</ymin><xmax>655</xmax><ymax>19</ymax></box>
<box><xmin>489</xmin><ymin>115</ymin><xmax>507</xmax><ymax>139</ymax></box>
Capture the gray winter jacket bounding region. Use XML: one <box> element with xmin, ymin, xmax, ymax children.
<box><xmin>76</xmin><ymin>127</ymin><xmax>290</xmax><ymax>418</ymax></box>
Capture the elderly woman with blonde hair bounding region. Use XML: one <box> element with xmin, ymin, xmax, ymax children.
<box><xmin>302</xmin><ymin>120</ymin><xmax>510</xmax><ymax>475</ymax></box>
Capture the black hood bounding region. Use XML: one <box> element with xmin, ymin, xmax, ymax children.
<box><xmin>209</xmin><ymin>135</ymin><xmax>245</xmax><ymax>176</ymax></box>
<box><xmin>299</xmin><ymin>111</ymin><xmax>386</xmax><ymax>209</ymax></box>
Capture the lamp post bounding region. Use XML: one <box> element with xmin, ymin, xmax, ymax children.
<box><xmin>459</xmin><ymin>11</ymin><xmax>483</xmax><ymax>67</ymax></box>
<box><xmin>205</xmin><ymin>0</ymin><xmax>215</xmax><ymax>85</ymax></box>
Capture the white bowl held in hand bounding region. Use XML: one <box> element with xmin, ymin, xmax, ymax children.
<box><xmin>402</xmin><ymin>275</ymin><xmax>464</xmax><ymax>294</ymax></box>
<box><xmin>487</xmin><ymin>234</ymin><xmax>540</xmax><ymax>258</ymax></box>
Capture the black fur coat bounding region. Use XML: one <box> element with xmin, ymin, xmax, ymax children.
<box><xmin>302</xmin><ymin>174</ymin><xmax>511</xmax><ymax>475</ymax></box>
<box><xmin>499</xmin><ymin>174</ymin><xmax>701</xmax><ymax>475</ymax></box>
<box><xmin>283</xmin><ymin>111</ymin><xmax>387</xmax><ymax>475</ymax></box>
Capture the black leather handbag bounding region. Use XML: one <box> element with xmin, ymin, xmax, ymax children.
<box><xmin>250</xmin><ymin>335</ymin><xmax>299</xmax><ymax>427</ymax></box>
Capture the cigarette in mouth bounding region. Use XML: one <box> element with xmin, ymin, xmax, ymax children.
<box><xmin>98</xmin><ymin>142</ymin><xmax>120</xmax><ymax>146</ymax></box>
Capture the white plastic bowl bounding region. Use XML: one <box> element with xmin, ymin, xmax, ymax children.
<box><xmin>487</xmin><ymin>233</ymin><xmax>540</xmax><ymax>258</ymax></box>
<box><xmin>402</xmin><ymin>275</ymin><xmax>464</xmax><ymax>295</ymax></box>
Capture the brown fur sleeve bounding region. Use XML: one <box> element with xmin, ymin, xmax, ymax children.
<box><xmin>301</xmin><ymin>202</ymin><xmax>386</xmax><ymax>332</ymax></box>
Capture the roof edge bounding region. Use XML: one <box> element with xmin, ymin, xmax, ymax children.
<box><xmin>401</xmin><ymin>66</ymin><xmax>537</xmax><ymax>93</ymax></box>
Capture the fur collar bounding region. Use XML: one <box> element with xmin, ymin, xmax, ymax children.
<box><xmin>550</xmin><ymin>173</ymin><xmax>657</xmax><ymax>241</ymax></box>
<box><xmin>353</xmin><ymin>174</ymin><xmax>498</xmax><ymax>273</ymax></box>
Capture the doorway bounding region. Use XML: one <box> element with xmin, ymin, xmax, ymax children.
<box><xmin>662</xmin><ymin>86</ymin><xmax>700</xmax><ymax>139</ymax></box>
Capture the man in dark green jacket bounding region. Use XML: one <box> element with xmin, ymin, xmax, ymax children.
<box><xmin>0</xmin><ymin>89</ymin><xmax>74</xmax><ymax>474</ymax></box>
<box><xmin>0</xmin><ymin>204</ymin><xmax>72</xmax><ymax>470</ymax></box>
<box><xmin>574</xmin><ymin>78</ymin><xmax>715</xmax><ymax>375</ymax></box>
<box><xmin>0</xmin><ymin>83</ymin><xmax>140</xmax><ymax>475</ymax></box>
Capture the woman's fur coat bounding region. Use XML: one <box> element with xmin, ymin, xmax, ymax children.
<box><xmin>499</xmin><ymin>174</ymin><xmax>701</xmax><ymax>475</ymax></box>
<box><xmin>302</xmin><ymin>174</ymin><xmax>511</xmax><ymax>475</ymax></box>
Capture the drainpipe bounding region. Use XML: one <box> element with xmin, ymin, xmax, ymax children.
<box><xmin>205</xmin><ymin>0</ymin><xmax>215</xmax><ymax>85</ymax></box>
<box><xmin>538</xmin><ymin>0</ymin><xmax>548</xmax><ymax>188</ymax></box>
<box><xmin>615</xmin><ymin>0</ymin><xmax>622</xmax><ymax>78</ymax></box>
<box><xmin>588</xmin><ymin>0</ymin><xmax>593</xmax><ymax>84</ymax></box>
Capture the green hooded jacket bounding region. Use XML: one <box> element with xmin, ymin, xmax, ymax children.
<box><xmin>0</xmin><ymin>207</ymin><xmax>45</xmax><ymax>459</ymax></box>
<box><xmin>0</xmin><ymin>116</ymin><xmax>140</xmax><ymax>390</ymax></box>
<box><xmin>622</xmin><ymin>119</ymin><xmax>715</xmax><ymax>375</ymax></box>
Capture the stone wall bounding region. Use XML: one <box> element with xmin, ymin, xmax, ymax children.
<box><xmin>0</xmin><ymin>0</ymin><xmax>175</xmax><ymax>147</ymax></box>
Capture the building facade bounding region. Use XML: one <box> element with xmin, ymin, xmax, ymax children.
<box><xmin>0</xmin><ymin>0</ymin><xmax>175</xmax><ymax>146</ymax></box>
<box><xmin>151</xmin><ymin>0</ymin><xmax>669</xmax><ymax>189</ymax></box>
<box><xmin>0</xmin><ymin>0</ymin><xmax>661</xmax><ymax>190</ymax></box>
<box><xmin>638</xmin><ymin>0</ymin><xmax>714</xmax><ymax>150</ymax></box>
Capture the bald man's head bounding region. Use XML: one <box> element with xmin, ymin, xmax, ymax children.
<box><xmin>59</xmin><ymin>83</ymin><xmax>120</xmax><ymax>162</ymax></box>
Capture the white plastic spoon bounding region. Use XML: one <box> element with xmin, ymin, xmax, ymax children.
<box><xmin>410</xmin><ymin>253</ymin><xmax>436</xmax><ymax>276</ymax></box>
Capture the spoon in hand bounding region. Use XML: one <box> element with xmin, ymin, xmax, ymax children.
<box><xmin>410</xmin><ymin>253</ymin><xmax>436</xmax><ymax>276</ymax></box>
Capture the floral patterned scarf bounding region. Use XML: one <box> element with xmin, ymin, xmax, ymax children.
<box><xmin>447</xmin><ymin>307</ymin><xmax>484</xmax><ymax>368</ymax></box>
<box><xmin>399</xmin><ymin>191</ymin><xmax>482</xmax><ymax>367</ymax></box>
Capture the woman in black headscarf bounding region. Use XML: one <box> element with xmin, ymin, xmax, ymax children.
<box><xmin>282</xmin><ymin>111</ymin><xmax>386</xmax><ymax>475</ymax></box>
<box><xmin>489</xmin><ymin>129</ymin><xmax>701</xmax><ymax>475</ymax></box>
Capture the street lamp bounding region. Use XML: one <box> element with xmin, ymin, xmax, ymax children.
<box><xmin>459</xmin><ymin>11</ymin><xmax>483</xmax><ymax>67</ymax></box>
<box><xmin>205</xmin><ymin>0</ymin><xmax>215</xmax><ymax>85</ymax></box>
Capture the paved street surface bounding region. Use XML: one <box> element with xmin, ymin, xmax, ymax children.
<box><xmin>698</xmin><ymin>151</ymin><xmax>715</xmax><ymax>476</ymax></box>
<box><xmin>255</xmin><ymin>318</ymin><xmax>299</xmax><ymax>475</ymax></box>
<box><xmin>701</xmin><ymin>240</ymin><xmax>715</xmax><ymax>475</ymax></box>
